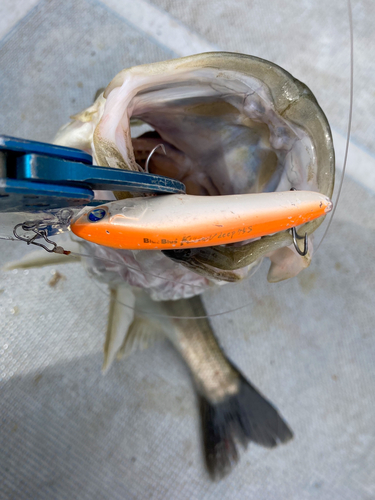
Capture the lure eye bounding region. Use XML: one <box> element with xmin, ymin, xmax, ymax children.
<box><xmin>88</xmin><ymin>208</ymin><xmax>106</xmax><ymax>222</ymax></box>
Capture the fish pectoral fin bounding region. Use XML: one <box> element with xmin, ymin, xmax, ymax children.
<box><xmin>266</xmin><ymin>243</ymin><xmax>311</xmax><ymax>283</ymax></box>
<box><xmin>102</xmin><ymin>285</ymin><xmax>136</xmax><ymax>374</ymax></box>
<box><xmin>116</xmin><ymin>315</ymin><xmax>166</xmax><ymax>360</ymax></box>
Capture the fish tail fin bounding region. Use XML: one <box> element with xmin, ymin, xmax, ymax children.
<box><xmin>199</xmin><ymin>371</ymin><xmax>293</xmax><ymax>480</ymax></box>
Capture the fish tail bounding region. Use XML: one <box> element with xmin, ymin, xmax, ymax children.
<box><xmin>199</xmin><ymin>370</ymin><xmax>293</xmax><ymax>480</ymax></box>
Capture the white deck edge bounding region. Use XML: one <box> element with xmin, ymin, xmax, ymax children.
<box><xmin>100</xmin><ymin>0</ymin><xmax>218</xmax><ymax>56</ymax></box>
<box><xmin>0</xmin><ymin>0</ymin><xmax>40</xmax><ymax>41</ymax></box>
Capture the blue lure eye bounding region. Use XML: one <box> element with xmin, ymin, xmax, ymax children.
<box><xmin>88</xmin><ymin>208</ymin><xmax>106</xmax><ymax>222</ymax></box>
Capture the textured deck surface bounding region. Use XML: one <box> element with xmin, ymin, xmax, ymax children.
<box><xmin>0</xmin><ymin>1</ymin><xmax>374</xmax><ymax>498</ymax></box>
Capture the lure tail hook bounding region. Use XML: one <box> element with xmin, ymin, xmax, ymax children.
<box><xmin>291</xmin><ymin>227</ymin><xmax>308</xmax><ymax>256</ymax></box>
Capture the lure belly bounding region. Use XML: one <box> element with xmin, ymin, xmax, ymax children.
<box><xmin>71</xmin><ymin>190</ymin><xmax>332</xmax><ymax>250</ymax></box>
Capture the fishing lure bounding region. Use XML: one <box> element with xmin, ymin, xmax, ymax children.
<box><xmin>71</xmin><ymin>190</ymin><xmax>332</xmax><ymax>250</ymax></box>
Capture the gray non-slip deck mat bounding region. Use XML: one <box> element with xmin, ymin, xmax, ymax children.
<box><xmin>0</xmin><ymin>0</ymin><xmax>374</xmax><ymax>498</ymax></box>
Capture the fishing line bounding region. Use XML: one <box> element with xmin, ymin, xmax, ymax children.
<box><xmin>0</xmin><ymin>236</ymin><xmax>20</xmax><ymax>241</ymax></box>
<box><xmin>2</xmin><ymin>4</ymin><xmax>353</xmax><ymax>320</ymax></box>
<box><xmin>90</xmin><ymin>263</ymin><xmax>262</xmax><ymax>320</ymax></box>
<box><xmin>67</xmin><ymin>4</ymin><xmax>355</xmax><ymax>319</ymax></box>
<box><xmin>69</xmin><ymin>250</ymin><xmax>208</xmax><ymax>291</ymax></box>
<box><xmin>0</xmin><ymin>233</ymin><xmax>262</xmax><ymax>319</ymax></box>
<box><xmin>69</xmin><ymin>248</ymin><xmax>263</xmax><ymax>319</ymax></box>
<box><xmin>1</xmin><ymin>235</ymin><xmax>262</xmax><ymax>319</ymax></box>
<box><xmin>315</xmin><ymin>0</ymin><xmax>353</xmax><ymax>252</ymax></box>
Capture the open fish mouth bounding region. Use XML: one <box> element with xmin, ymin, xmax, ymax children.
<box><xmin>55</xmin><ymin>52</ymin><xmax>335</xmax><ymax>286</ymax></box>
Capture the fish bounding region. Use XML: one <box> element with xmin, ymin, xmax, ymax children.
<box><xmin>7</xmin><ymin>52</ymin><xmax>335</xmax><ymax>479</ymax></box>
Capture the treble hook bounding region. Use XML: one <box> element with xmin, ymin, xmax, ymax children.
<box><xmin>145</xmin><ymin>144</ymin><xmax>167</xmax><ymax>173</ymax></box>
<box><xmin>290</xmin><ymin>226</ymin><xmax>308</xmax><ymax>256</ymax></box>
<box><xmin>13</xmin><ymin>222</ymin><xmax>70</xmax><ymax>255</ymax></box>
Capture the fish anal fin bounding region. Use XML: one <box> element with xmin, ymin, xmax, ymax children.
<box><xmin>116</xmin><ymin>316</ymin><xmax>166</xmax><ymax>360</ymax></box>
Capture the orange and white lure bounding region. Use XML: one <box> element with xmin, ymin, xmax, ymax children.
<box><xmin>70</xmin><ymin>191</ymin><xmax>332</xmax><ymax>250</ymax></box>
